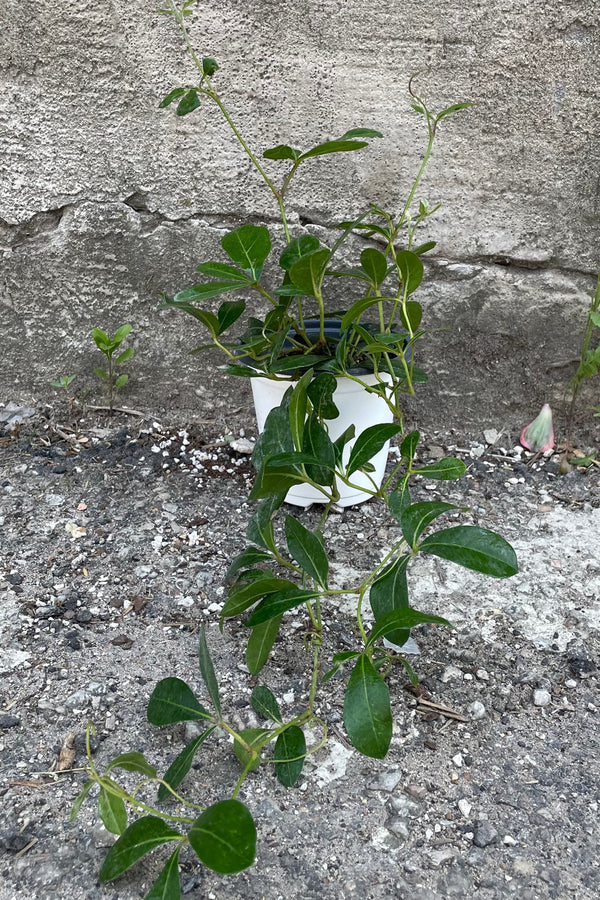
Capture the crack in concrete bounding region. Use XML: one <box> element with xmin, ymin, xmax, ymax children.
<box><xmin>0</xmin><ymin>206</ymin><xmax>70</xmax><ymax>249</ymax></box>
<box><xmin>1</xmin><ymin>199</ymin><xmax>596</xmax><ymax>282</ymax></box>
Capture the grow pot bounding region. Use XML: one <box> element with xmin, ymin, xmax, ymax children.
<box><xmin>250</xmin><ymin>320</ymin><xmax>403</xmax><ymax>508</ymax></box>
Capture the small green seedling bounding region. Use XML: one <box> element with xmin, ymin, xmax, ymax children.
<box><xmin>51</xmin><ymin>374</ymin><xmax>78</xmax><ymax>415</ymax></box>
<box><xmin>51</xmin><ymin>374</ymin><xmax>77</xmax><ymax>392</ymax></box>
<box><xmin>92</xmin><ymin>325</ymin><xmax>135</xmax><ymax>414</ymax></box>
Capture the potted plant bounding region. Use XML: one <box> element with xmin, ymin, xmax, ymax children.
<box><xmin>71</xmin><ymin>4</ymin><xmax>519</xmax><ymax>893</ymax></box>
<box><xmin>159</xmin><ymin>0</ymin><xmax>473</xmax><ymax>504</ymax></box>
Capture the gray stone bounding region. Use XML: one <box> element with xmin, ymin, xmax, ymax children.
<box><xmin>45</xmin><ymin>494</ymin><xmax>65</xmax><ymax>507</ymax></box>
<box><xmin>533</xmin><ymin>688</ymin><xmax>552</xmax><ymax>707</ymax></box>
<box><xmin>424</xmin><ymin>847</ymin><xmax>457</xmax><ymax>868</ymax></box>
<box><xmin>368</xmin><ymin>769</ymin><xmax>403</xmax><ymax>792</ymax></box>
<box><xmin>0</xmin><ymin>715</ymin><xmax>20</xmax><ymax>729</ymax></box>
<box><xmin>468</xmin><ymin>700</ymin><xmax>487</xmax><ymax>720</ymax></box>
<box><xmin>473</xmin><ymin>820</ymin><xmax>499</xmax><ymax>848</ymax></box>
<box><xmin>388</xmin><ymin>794</ymin><xmax>420</xmax><ymax>817</ymax></box>
<box><xmin>64</xmin><ymin>689</ymin><xmax>93</xmax><ymax>711</ymax></box>
<box><xmin>0</xmin><ymin>403</ymin><xmax>36</xmax><ymax>431</ymax></box>
<box><xmin>386</xmin><ymin>817</ymin><xmax>410</xmax><ymax>839</ymax></box>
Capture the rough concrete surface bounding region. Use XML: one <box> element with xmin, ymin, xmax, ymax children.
<box><xmin>1</xmin><ymin>1</ymin><xmax>600</xmax><ymax>427</ymax></box>
<box><xmin>0</xmin><ymin>406</ymin><xmax>599</xmax><ymax>899</ymax></box>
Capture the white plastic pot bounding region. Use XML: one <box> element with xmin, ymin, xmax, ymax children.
<box><xmin>251</xmin><ymin>372</ymin><xmax>394</xmax><ymax>508</ymax></box>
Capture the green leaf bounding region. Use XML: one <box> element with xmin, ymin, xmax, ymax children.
<box><xmin>399</xmin><ymin>300</ymin><xmax>422</xmax><ymax>332</ymax></box>
<box><xmin>419</xmin><ymin>525</ymin><xmax>518</xmax><ymax>577</ymax></box>
<box><xmin>275</xmin><ymin>725</ymin><xmax>306</xmax><ymax>786</ymax></box>
<box><xmin>412</xmin><ymin>240</ymin><xmax>437</xmax><ymax>256</ymax></box>
<box><xmin>106</xmin><ymin>752</ymin><xmax>157</xmax><ymax>779</ymax></box>
<box><xmin>202</xmin><ymin>57</ymin><xmax>219</xmax><ymax>76</ymax></box>
<box><xmin>197</xmin><ymin>629</ymin><xmax>221</xmax><ymax>716</ymax></box>
<box><xmin>414</xmin><ymin>457</ymin><xmax>466</xmax><ymax>480</ymax></box>
<box><xmin>188</xmin><ymin>799</ymin><xmax>256</xmax><ymax>874</ymax></box>
<box><xmin>285</xmin><ymin>515</ymin><xmax>329</xmax><ymax>588</ymax></box>
<box><xmin>343</xmin><ymin>654</ymin><xmax>392</xmax><ymax>759</ymax></box>
<box><xmin>157</xmin><ymin>727</ymin><xmax>216</xmax><ymax>802</ymax></box>
<box><xmin>346</xmin><ymin>423</ymin><xmax>402</xmax><ymax>476</ymax></box>
<box><xmin>99</xmin><ymin>816</ymin><xmax>182</xmax><ymax>882</ymax></box>
<box><xmin>269</xmin><ymin>354</ymin><xmax>327</xmax><ymax>374</ymax></box>
<box><xmin>388</xmin><ymin>481</ymin><xmax>411</xmax><ymax>521</ymax></box>
<box><xmin>289</xmin><ymin>369</ymin><xmax>313</xmax><ymax>451</ymax></box>
<box><xmin>249</xmin><ymin>464</ymin><xmax>308</xmax><ymax>501</ymax></box>
<box><xmin>92</xmin><ymin>327</ymin><xmax>110</xmax><ymax>349</ymax></box>
<box><xmin>94</xmin><ymin>367</ymin><xmax>108</xmax><ymax>381</ymax></box>
<box><xmin>221</xmin><ymin>363</ymin><xmax>264</xmax><ymax>377</ymax></box>
<box><xmin>263</xmin><ymin>144</ymin><xmax>301</xmax><ymax>161</ymax></box>
<box><xmin>116</xmin><ymin>347</ymin><xmax>134</xmax><ymax>365</ymax></box>
<box><xmin>369</xmin><ymin>554</ymin><xmax>410</xmax><ymax>646</ymax></box>
<box><xmin>70</xmin><ymin>779</ymin><xmax>93</xmax><ymax>821</ymax></box>
<box><xmin>360</xmin><ymin>247</ymin><xmax>388</xmax><ymax>287</ymax></box>
<box><xmin>145</xmin><ymin>847</ymin><xmax>181</xmax><ymax>900</ymax></box>
<box><xmin>322</xmin><ymin>650</ymin><xmax>361</xmax><ymax>683</ymax></box>
<box><xmin>307</xmin><ymin>372</ymin><xmax>338</xmax><ymax>420</ymax></box>
<box><xmin>176</xmin><ymin>89</ymin><xmax>201</xmax><ymax>116</ymax></box>
<box><xmin>225</xmin><ymin>547</ymin><xmax>273</xmax><ymax>583</ymax></box>
<box><xmin>215</xmin><ymin>299</ymin><xmax>245</xmax><ymax>335</ymax></box>
<box><xmin>247</xmin><ymin>494</ymin><xmax>285</xmax><ymax>554</ymax></box>
<box><xmin>246</xmin><ymin>588</ymin><xmax>321</xmax><ymax>626</ymax></box>
<box><xmin>221</xmin><ymin>576</ymin><xmax>296</xmax><ymax>619</ymax></box>
<box><xmin>195</xmin><ymin>262</ymin><xmax>250</xmax><ymax>282</ymax></box>
<box><xmin>340</xmin><ymin>127</ymin><xmax>383</xmax><ymax>139</ymax></box>
<box><xmin>221</xmin><ymin>225</ymin><xmax>271</xmax><ymax>279</ymax></box>
<box><xmin>251</xmin><ymin>398</ymin><xmax>294</xmax><ymax>472</ymax></box>
<box><xmin>302</xmin><ymin>416</ymin><xmax>336</xmax><ymax>485</ymax></box>
<box><xmin>233</xmin><ymin>728</ymin><xmax>270</xmax><ymax>772</ymax></box>
<box><xmin>589</xmin><ymin>310</ymin><xmax>600</xmax><ymax>327</ymax></box>
<box><xmin>115</xmin><ymin>373</ymin><xmax>128</xmax><ymax>390</ymax></box>
<box><xmin>113</xmin><ymin>324</ymin><xmax>132</xmax><ymax>345</ymax></box>
<box><xmin>339</xmin><ymin>296</ymin><xmax>382</xmax><ymax>331</ymax></box>
<box><xmin>333</xmin><ymin>424</ymin><xmax>356</xmax><ymax>466</ymax></box>
<box><xmin>147</xmin><ymin>678</ymin><xmax>213</xmax><ymax>726</ymax></box>
<box><xmin>400</xmin><ymin>429</ymin><xmax>419</xmax><ymax>463</ymax></box>
<box><xmin>251</xmin><ymin>685</ymin><xmax>283</xmax><ymax>723</ymax></box>
<box><xmin>435</xmin><ymin>101</ymin><xmax>476</xmax><ymax>123</ymax></box>
<box><xmin>397</xmin><ymin>250</ymin><xmax>424</xmax><ymax>295</ymax></box>
<box><xmin>98</xmin><ymin>787</ymin><xmax>127</xmax><ymax>835</ymax></box>
<box><xmin>173</xmin><ymin>282</ymin><xmax>246</xmax><ymax>307</ymax></box>
<box><xmin>159</xmin><ymin>87</ymin><xmax>187</xmax><ymax>108</ymax></box>
<box><xmin>279</xmin><ymin>235</ymin><xmax>321</xmax><ymax>270</ymax></box>
<box><xmin>289</xmin><ymin>248</ymin><xmax>331</xmax><ymax>296</ymax></box>
<box><xmin>366</xmin><ymin>608</ymin><xmax>452</xmax><ymax>647</ymax></box>
<box><xmin>246</xmin><ymin>616</ymin><xmax>282</xmax><ymax>675</ymax></box>
<box><xmin>400</xmin><ymin>501</ymin><xmax>459</xmax><ymax>547</ymax></box>
<box><xmin>299</xmin><ymin>139</ymin><xmax>369</xmax><ymax>160</ymax></box>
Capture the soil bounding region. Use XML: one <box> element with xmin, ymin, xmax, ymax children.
<box><xmin>1</xmin><ymin>402</ymin><xmax>599</xmax><ymax>900</ymax></box>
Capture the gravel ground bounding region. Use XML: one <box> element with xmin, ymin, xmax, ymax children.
<box><xmin>1</xmin><ymin>404</ymin><xmax>599</xmax><ymax>900</ymax></box>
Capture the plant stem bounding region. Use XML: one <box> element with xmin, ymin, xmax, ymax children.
<box><xmin>170</xmin><ymin>1</ymin><xmax>292</xmax><ymax>242</ymax></box>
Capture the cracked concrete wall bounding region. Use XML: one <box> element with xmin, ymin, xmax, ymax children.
<box><xmin>1</xmin><ymin>0</ymin><xmax>599</xmax><ymax>430</ymax></box>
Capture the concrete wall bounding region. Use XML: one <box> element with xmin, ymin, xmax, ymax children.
<box><xmin>1</xmin><ymin>0</ymin><xmax>599</xmax><ymax>431</ymax></box>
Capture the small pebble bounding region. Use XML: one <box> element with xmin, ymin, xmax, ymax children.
<box><xmin>458</xmin><ymin>799</ymin><xmax>472</xmax><ymax>819</ymax></box>
<box><xmin>473</xmin><ymin>820</ymin><xmax>498</xmax><ymax>848</ymax></box>
<box><xmin>533</xmin><ymin>689</ymin><xmax>551</xmax><ymax>707</ymax></box>
<box><xmin>468</xmin><ymin>701</ymin><xmax>487</xmax><ymax>720</ymax></box>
